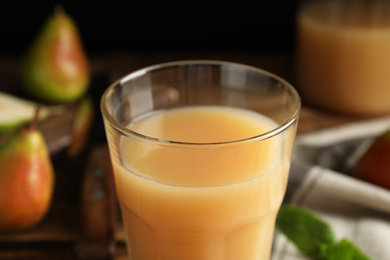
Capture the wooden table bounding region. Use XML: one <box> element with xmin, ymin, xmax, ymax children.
<box><xmin>0</xmin><ymin>52</ymin><xmax>371</xmax><ymax>259</ymax></box>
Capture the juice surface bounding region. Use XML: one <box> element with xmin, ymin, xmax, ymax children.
<box><xmin>112</xmin><ymin>105</ymin><xmax>290</xmax><ymax>260</ymax></box>
<box><xmin>296</xmin><ymin>0</ymin><xmax>390</xmax><ymax>116</ymax></box>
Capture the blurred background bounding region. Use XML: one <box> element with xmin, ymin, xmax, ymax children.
<box><xmin>0</xmin><ymin>0</ymin><xmax>299</xmax><ymax>56</ymax></box>
<box><xmin>2</xmin><ymin>3</ymin><xmax>390</xmax><ymax>260</ymax></box>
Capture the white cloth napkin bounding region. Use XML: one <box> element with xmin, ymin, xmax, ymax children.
<box><xmin>272</xmin><ymin>116</ymin><xmax>390</xmax><ymax>260</ymax></box>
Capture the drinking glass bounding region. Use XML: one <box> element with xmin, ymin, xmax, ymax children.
<box><xmin>101</xmin><ymin>60</ymin><xmax>300</xmax><ymax>260</ymax></box>
<box><xmin>296</xmin><ymin>0</ymin><xmax>390</xmax><ymax>116</ymax></box>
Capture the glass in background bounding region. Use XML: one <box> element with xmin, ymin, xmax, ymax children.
<box><xmin>296</xmin><ymin>0</ymin><xmax>390</xmax><ymax>116</ymax></box>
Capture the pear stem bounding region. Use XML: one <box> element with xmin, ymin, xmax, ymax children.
<box><xmin>54</xmin><ymin>5</ymin><xmax>65</xmax><ymax>17</ymax></box>
<box><xmin>29</xmin><ymin>106</ymin><xmax>41</xmax><ymax>131</ymax></box>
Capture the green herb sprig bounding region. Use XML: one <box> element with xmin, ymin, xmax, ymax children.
<box><xmin>276</xmin><ymin>206</ymin><xmax>371</xmax><ymax>260</ymax></box>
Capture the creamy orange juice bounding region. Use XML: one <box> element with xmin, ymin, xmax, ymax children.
<box><xmin>296</xmin><ymin>0</ymin><xmax>390</xmax><ymax>115</ymax></box>
<box><xmin>111</xmin><ymin>106</ymin><xmax>290</xmax><ymax>260</ymax></box>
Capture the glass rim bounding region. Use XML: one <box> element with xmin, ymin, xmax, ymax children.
<box><xmin>100</xmin><ymin>60</ymin><xmax>301</xmax><ymax>147</ymax></box>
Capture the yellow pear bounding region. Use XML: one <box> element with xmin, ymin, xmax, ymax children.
<box><xmin>67</xmin><ymin>96</ymin><xmax>94</xmax><ymax>157</ymax></box>
<box><xmin>21</xmin><ymin>7</ymin><xmax>90</xmax><ymax>104</ymax></box>
<box><xmin>0</xmin><ymin>108</ymin><xmax>55</xmax><ymax>232</ymax></box>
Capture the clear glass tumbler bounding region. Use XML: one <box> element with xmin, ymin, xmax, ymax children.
<box><xmin>101</xmin><ymin>60</ymin><xmax>300</xmax><ymax>260</ymax></box>
<box><xmin>296</xmin><ymin>0</ymin><xmax>390</xmax><ymax>116</ymax></box>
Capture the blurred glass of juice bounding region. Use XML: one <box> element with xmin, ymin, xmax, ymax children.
<box><xmin>296</xmin><ymin>0</ymin><xmax>390</xmax><ymax>116</ymax></box>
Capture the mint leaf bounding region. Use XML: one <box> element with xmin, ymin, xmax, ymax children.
<box><xmin>319</xmin><ymin>239</ymin><xmax>371</xmax><ymax>260</ymax></box>
<box><xmin>276</xmin><ymin>206</ymin><xmax>335</xmax><ymax>256</ymax></box>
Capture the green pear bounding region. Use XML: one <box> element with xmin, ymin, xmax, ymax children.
<box><xmin>0</xmin><ymin>91</ymin><xmax>51</xmax><ymax>134</ymax></box>
<box><xmin>353</xmin><ymin>128</ymin><xmax>390</xmax><ymax>190</ymax></box>
<box><xmin>0</xmin><ymin>108</ymin><xmax>55</xmax><ymax>232</ymax></box>
<box><xmin>67</xmin><ymin>96</ymin><xmax>94</xmax><ymax>157</ymax></box>
<box><xmin>21</xmin><ymin>7</ymin><xmax>90</xmax><ymax>104</ymax></box>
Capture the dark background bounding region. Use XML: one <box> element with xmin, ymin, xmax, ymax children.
<box><xmin>0</xmin><ymin>0</ymin><xmax>300</xmax><ymax>56</ymax></box>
